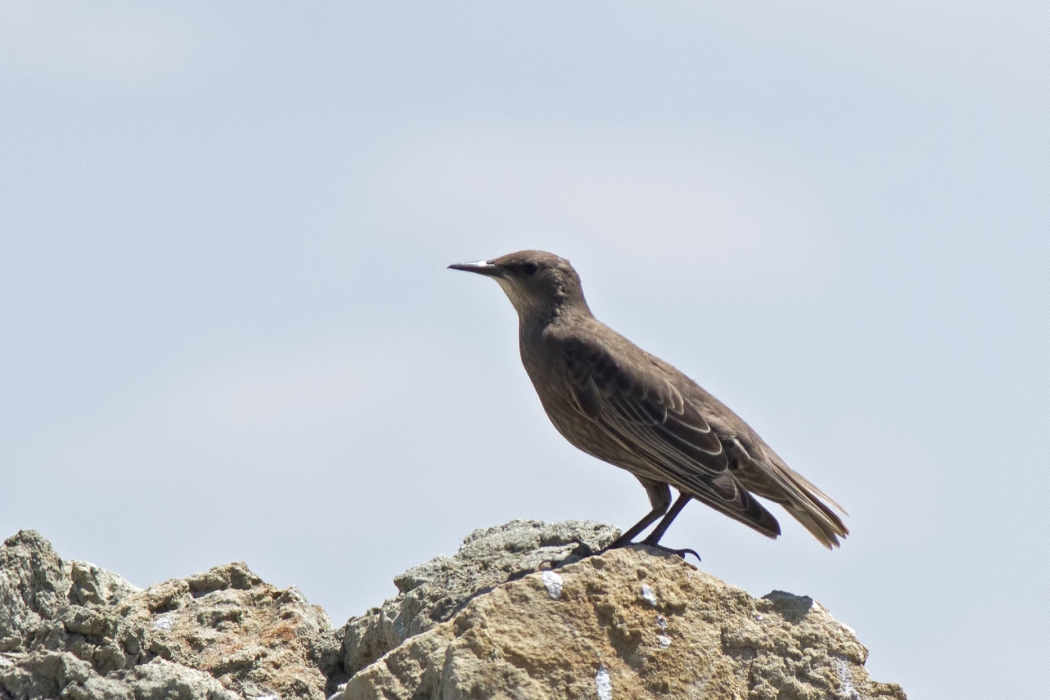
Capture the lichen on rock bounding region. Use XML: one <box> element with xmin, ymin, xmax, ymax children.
<box><xmin>1</xmin><ymin>523</ymin><xmax>905</xmax><ymax>700</ymax></box>
<box><xmin>339</xmin><ymin>519</ymin><xmax>619</xmax><ymax>676</ymax></box>
<box><xmin>0</xmin><ymin>530</ymin><xmax>342</xmax><ymax>700</ymax></box>
<box><xmin>337</xmin><ymin>542</ymin><xmax>905</xmax><ymax>700</ymax></box>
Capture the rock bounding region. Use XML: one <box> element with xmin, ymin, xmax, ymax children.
<box><xmin>114</xmin><ymin>658</ymin><xmax>241</xmax><ymax>700</ymax></box>
<box><xmin>0</xmin><ymin>531</ymin><xmax>342</xmax><ymax>700</ymax></box>
<box><xmin>338</xmin><ymin>546</ymin><xmax>905</xmax><ymax>700</ymax></box>
<box><xmin>137</xmin><ymin>562</ymin><xmax>342</xmax><ymax>699</ymax></box>
<box><xmin>340</xmin><ymin>519</ymin><xmax>620</xmax><ymax>675</ymax></box>
<box><xmin>0</xmin><ymin>523</ymin><xmax>906</xmax><ymax>700</ymax></box>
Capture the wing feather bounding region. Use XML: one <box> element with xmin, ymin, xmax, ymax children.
<box><xmin>558</xmin><ymin>332</ymin><xmax>840</xmax><ymax>545</ymax></box>
<box><xmin>562</xmin><ymin>336</ymin><xmax>775</xmax><ymax>528</ymax></box>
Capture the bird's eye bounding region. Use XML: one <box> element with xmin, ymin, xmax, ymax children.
<box><xmin>521</xmin><ymin>262</ymin><xmax>539</xmax><ymax>276</ymax></box>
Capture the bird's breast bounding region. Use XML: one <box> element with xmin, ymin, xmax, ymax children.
<box><xmin>517</xmin><ymin>332</ymin><xmax>643</xmax><ymax>470</ymax></box>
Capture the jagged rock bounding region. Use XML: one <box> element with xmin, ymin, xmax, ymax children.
<box><xmin>0</xmin><ymin>530</ymin><xmax>138</xmax><ymax>655</ymax></box>
<box><xmin>0</xmin><ymin>652</ymin><xmax>239</xmax><ymax>700</ymax></box>
<box><xmin>0</xmin><ymin>531</ymin><xmax>342</xmax><ymax>700</ymax></box>
<box><xmin>137</xmin><ymin>562</ymin><xmax>342</xmax><ymax>699</ymax></box>
<box><xmin>340</xmin><ymin>520</ymin><xmax>620</xmax><ymax>675</ymax></box>
<box><xmin>338</xmin><ymin>546</ymin><xmax>905</xmax><ymax>700</ymax></box>
<box><xmin>1</xmin><ymin>523</ymin><xmax>906</xmax><ymax>700</ymax></box>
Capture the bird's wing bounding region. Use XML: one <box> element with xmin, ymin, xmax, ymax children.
<box><xmin>560</xmin><ymin>334</ymin><xmax>780</xmax><ymax>537</ymax></box>
<box><xmin>561</xmin><ymin>334</ymin><xmax>735</xmax><ymax>483</ymax></box>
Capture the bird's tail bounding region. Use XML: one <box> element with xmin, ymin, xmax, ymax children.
<box><xmin>734</xmin><ymin>440</ymin><xmax>849</xmax><ymax>549</ymax></box>
<box><xmin>774</xmin><ymin>464</ymin><xmax>849</xmax><ymax>549</ymax></box>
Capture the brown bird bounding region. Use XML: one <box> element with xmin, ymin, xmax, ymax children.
<box><xmin>449</xmin><ymin>250</ymin><xmax>848</xmax><ymax>555</ymax></box>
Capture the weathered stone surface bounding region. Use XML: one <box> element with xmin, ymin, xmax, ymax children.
<box><xmin>137</xmin><ymin>562</ymin><xmax>342</xmax><ymax>699</ymax></box>
<box><xmin>340</xmin><ymin>520</ymin><xmax>620</xmax><ymax>675</ymax></box>
<box><xmin>0</xmin><ymin>531</ymin><xmax>342</xmax><ymax>700</ymax></box>
<box><xmin>0</xmin><ymin>530</ymin><xmax>138</xmax><ymax>655</ymax></box>
<box><xmin>2</xmin><ymin>523</ymin><xmax>906</xmax><ymax>700</ymax></box>
<box><xmin>338</xmin><ymin>545</ymin><xmax>906</xmax><ymax>700</ymax></box>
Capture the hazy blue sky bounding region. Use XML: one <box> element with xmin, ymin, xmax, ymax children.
<box><xmin>1</xmin><ymin>3</ymin><xmax>1047</xmax><ymax>698</ymax></box>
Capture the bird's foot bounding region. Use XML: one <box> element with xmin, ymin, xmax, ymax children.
<box><xmin>568</xmin><ymin>537</ymin><xmax>596</xmax><ymax>558</ymax></box>
<box><xmin>537</xmin><ymin>538</ymin><xmax>597</xmax><ymax>569</ymax></box>
<box><xmin>597</xmin><ymin>536</ymin><xmax>701</xmax><ymax>562</ymax></box>
<box><xmin>540</xmin><ymin>536</ymin><xmax>699</xmax><ymax>566</ymax></box>
<box><xmin>604</xmin><ymin>534</ymin><xmax>634</xmax><ymax>550</ymax></box>
<box><xmin>638</xmin><ymin>540</ymin><xmax>701</xmax><ymax>562</ymax></box>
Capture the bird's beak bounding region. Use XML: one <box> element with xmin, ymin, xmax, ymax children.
<box><xmin>448</xmin><ymin>260</ymin><xmax>504</xmax><ymax>277</ymax></box>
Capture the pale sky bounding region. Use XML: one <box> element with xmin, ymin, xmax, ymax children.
<box><xmin>1</xmin><ymin>3</ymin><xmax>1047</xmax><ymax>698</ymax></box>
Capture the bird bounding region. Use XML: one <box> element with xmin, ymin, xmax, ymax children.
<box><xmin>449</xmin><ymin>250</ymin><xmax>848</xmax><ymax>555</ymax></box>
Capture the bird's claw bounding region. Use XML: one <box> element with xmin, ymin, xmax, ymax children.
<box><xmin>537</xmin><ymin>537</ymin><xmax>598</xmax><ymax>569</ymax></box>
<box><xmin>640</xmin><ymin>542</ymin><xmax>701</xmax><ymax>562</ymax></box>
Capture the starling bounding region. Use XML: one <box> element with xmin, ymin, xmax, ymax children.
<box><xmin>449</xmin><ymin>250</ymin><xmax>848</xmax><ymax>553</ymax></box>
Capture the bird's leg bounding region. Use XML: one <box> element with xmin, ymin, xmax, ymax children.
<box><xmin>640</xmin><ymin>493</ymin><xmax>700</xmax><ymax>561</ymax></box>
<box><xmin>606</xmin><ymin>506</ymin><xmax>668</xmax><ymax>549</ymax></box>
<box><xmin>642</xmin><ymin>492</ymin><xmax>691</xmax><ymax>545</ymax></box>
<box><xmin>606</xmin><ymin>480</ymin><xmax>672</xmax><ymax>549</ymax></box>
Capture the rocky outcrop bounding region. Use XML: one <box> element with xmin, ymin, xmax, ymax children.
<box><xmin>337</xmin><ymin>542</ymin><xmax>902</xmax><ymax>700</ymax></box>
<box><xmin>0</xmin><ymin>524</ymin><xmax>906</xmax><ymax>700</ymax></box>
<box><xmin>341</xmin><ymin>520</ymin><xmax>619</xmax><ymax>676</ymax></box>
<box><xmin>0</xmin><ymin>530</ymin><xmax>341</xmax><ymax>700</ymax></box>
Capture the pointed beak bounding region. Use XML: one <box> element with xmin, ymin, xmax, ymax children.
<box><xmin>448</xmin><ymin>260</ymin><xmax>504</xmax><ymax>277</ymax></box>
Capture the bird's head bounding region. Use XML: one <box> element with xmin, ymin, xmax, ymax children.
<box><xmin>449</xmin><ymin>250</ymin><xmax>590</xmax><ymax>322</ymax></box>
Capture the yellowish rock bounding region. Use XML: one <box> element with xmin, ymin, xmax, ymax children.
<box><xmin>342</xmin><ymin>548</ymin><xmax>905</xmax><ymax>700</ymax></box>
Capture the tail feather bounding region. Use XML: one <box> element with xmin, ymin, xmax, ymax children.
<box><xmin>730</xmin><ymin>439</ymin><xmax>849</xmax><ymax>548</ymax></box>
<box><xmin>784</xmin><ymin>501</ymin><xmax>846</xmax><ymax>549</ymax></box>
<box><xmin>775</xmin><ymin>467</ymin><xmax>849</xmax><ymax>549</ymax></box>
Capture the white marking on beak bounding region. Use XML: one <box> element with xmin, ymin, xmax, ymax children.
<box><xmin>448</xmin><ymin>260</ymin><xmax>499</xmax><ymax>274</ymax></box>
